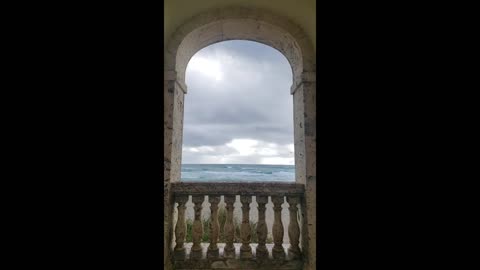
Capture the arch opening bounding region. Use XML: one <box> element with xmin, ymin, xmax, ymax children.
<box><xmin>165</xmin><ymin>10</ymin><xmax>316</xmax><ymax>94</ymax></box>
<box><xmin>181</xmin><ymin>40</ymin><xmax>295</xmax><ymax>182</ymax></box>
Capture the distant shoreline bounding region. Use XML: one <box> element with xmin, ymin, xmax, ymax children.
<box><xmin>181</xmin><ymin>164</ymin><xmax>295</xmax><ymax>182</ymax></box>
<box><xmin>182</xmin><ymin>163</ymin><xmax>294</xmax><ymax>166</ymax></box>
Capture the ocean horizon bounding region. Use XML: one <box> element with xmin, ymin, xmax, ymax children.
<box><xmin>181</xmin><ymin>164</ymin><xmax>295</xmax><ymax>182</ymax></box>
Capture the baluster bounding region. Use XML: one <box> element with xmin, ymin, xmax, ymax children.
<box><xmin>272</xmin><ymin>196</ymin><xmax>286</xmax><ymax>260</ymax></box>
<box><xmin>240</xmin><ymin>195</ymin><xmax>252</xmax><ymax>259</ymax></box>
<box><xmin>191</xmin><ymin>195</ymin><xmax>204</xmax><ymax>259</ymax></box>
<box><xmin>223</xmin><ymin>195</ymin><xmax>235</xmax><ymax>258</ymax></box>
<box><xmin>256</xmin><ymin>195</ymin><xmax>268</xmax><ymax>260</ymax></box>
<box><xmin>207</xmin><ymin>195</ymin><xmax>220</xmax><ymax>258</ymax></box>
<box><xmin>287</xmin><ymin>196</ymin><xmax>301</xmax><ymax>259</ymax></box>
<box><xmin>173</xmin><ymin>195</ymin><xmax>188</xmax><ymax>260</ymax></box>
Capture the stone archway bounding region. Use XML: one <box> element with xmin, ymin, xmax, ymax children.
<box><xmin>164</xmin><ymin>7</ymin><xmax>316</xmax><ymax>270</ymax></box>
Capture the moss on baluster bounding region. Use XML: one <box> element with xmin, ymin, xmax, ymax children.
<box><xmin>250</xmin><ymin>221</ymin><xmax>258</xmax><ymax>243</ymax></box>
<box><xmin>202</xmin><ymin>218</ymin><xmax>210</xmax><ymax>242</ymax></box>
<box><xmin>234</xmin><ymin>221</ymin><xmax>241</xmax><ymax>243</ymax></box>
<box><xmin>184</xmin><ymin>211</ymin><xmax>260</xmax><ymax>244</ymax></box>
<box><xmin>266</xmin><ymin>235</ymin><xmax>273</xmax><ymax>244</ymax></box>
<box><xmin>186</xmin><ymin>219</ymin><xmax>193</xmax><ymax>242</ymax></box>
<box><xmin>218</xmin><ymin>207</ymin><xmax>226</xmax><ymax>242</ymax></box>
<box><xmin>233</xmin><ymin>220</ymin><xmax>259</xmax><ymax>243</ymax></box>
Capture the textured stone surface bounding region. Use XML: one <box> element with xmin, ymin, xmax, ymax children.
<box><xmin>301</xmin><ymin>82</ymin><xmax>316</xmax><ymax>270</ymax></box>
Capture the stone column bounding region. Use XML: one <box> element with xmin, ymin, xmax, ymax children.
<box><xmin>223</xmin><ymin>195</ymin><xmax>235</xmax><ymax>258</ymax></box>
<box><xmin>256</xmin><ymin>195</ymin><xmax>268</xmax><ymax>259</ymax></box>
<box><xmin>191</xmin><ymin>195</ymin><xmax>204</xmax><ymax>260</ymax></box>
<box><xmin>287</xmin><ymin>196</ymin><xmax>301</xmax><ymax>259</ymax></box>
<box><xmin>292</xmin><ymin>74</ymin><xmax>316</xmax><ymax>270</ymax></box>
<box><xmin>272</xmin><ymin>196</ymin><xmax>285</xmax><ymax>260</ymax></box>
<box><xmin>207</xmin><ymin>195</ymin><xmax>220</xmax><ymax>258</ymax></box>
<box><xmin>173</xmin><ymin>195</ymin><xmax>188</xmax><ymax>260</ymax></box>
<box><xmin>164</xmin><ymin>71</ymin><xmax>187</xmax><ymax>268</ymax></box>
<box><xmin>303</xmin><ymin>81</ymin><xmax>317</xmax><ymax>269</ymax></box>
<box><xmin>240</xmin><ymin>195</ymin><xmax>252</xmax><ymax>259</ymax></box>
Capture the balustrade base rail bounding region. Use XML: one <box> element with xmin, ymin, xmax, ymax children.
<box><xmin>173</xmin><ymin>243</ymin><xmax>303</xmax><ymax>270</ymax></box>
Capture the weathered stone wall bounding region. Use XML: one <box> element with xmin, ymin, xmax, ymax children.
<box><xmin>164</xmin><ymin>73</ymin><xmax>187</xmax><ymax>269</ymax></box>
<box><xmin>293</xmin><ymin>82</ymin><xmax>316</xmax><ymax>270</ymax></box>
<box><xmin>165</xmin><ymin>7</ymin><xmax>316</xmax><ymax>87</ymax></box>
<box><xmin>170</xmin><ymin>82</ymin><xmax>185</xmax><ymax>184</ymax></box>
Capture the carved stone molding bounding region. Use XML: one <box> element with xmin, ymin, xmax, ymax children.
<box><xmin>240</xmin><ymin>196</ymin><xmax>252</xmax><ymax>259</ymax></box>
<box><xmin>256</xmin><ymin>195</ymin><xmax>269</xmax><ymax>260</ymax></box>
<box><xmin>223</xmin><ymin>195</ymin><xmax>236</xmax><ymax>258</ymax></box>
<box><xmin>272</xmin><ymin>196</ymin><xmax>286</xmax><ymax>261</ymax></box>
<box><xmin>287</xmin><ymin>196</ymin><xmax>301</xmax><ymax>259</ymax></box>
<box><xmin>173</xmin><ymin>195</ymin><xmax>188</xmax><ymax>260</ymax></box>
<box><xmin>190</xmin><ymin>195</ymin><xmax>204</xmax><ymax>260</ymax></box>
<box><xmin>207</xmin><ymin>195</ymin><xmax>220</xmax><ymax>258</ymax></box>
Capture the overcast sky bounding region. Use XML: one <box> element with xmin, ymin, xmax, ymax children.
<box><xmin>182</xmin><ymin>40</ymin><xmax>294</xmax><ymax>165</ymax></box>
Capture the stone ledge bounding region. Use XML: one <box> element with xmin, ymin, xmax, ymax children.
<box><xmin>171</xmin><ymin>182</ymin><xmax>305</xmax><ymax>196</ymax></box>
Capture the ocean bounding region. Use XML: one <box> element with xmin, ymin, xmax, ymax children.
<box><xmin>181</xmin><ymin>164</ymin><xmax>295</xmax><ymax>182</ymax></box>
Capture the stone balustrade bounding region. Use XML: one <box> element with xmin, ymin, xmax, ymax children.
<box><xmin>171</xmin><ymin>182</ymin><xmax>305</xmax><ymax>270</ymax></box>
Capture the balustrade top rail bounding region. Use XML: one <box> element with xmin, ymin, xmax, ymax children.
<box><xmin>171</xmin><ymin>182</ymin><xmax>305</xmax><ymax>196</ymax></box>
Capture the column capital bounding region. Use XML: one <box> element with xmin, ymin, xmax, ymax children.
<box><xmin>164</xmin><ymin>70</ymin><xmax>177</xmax><ymax>80</ymax></box>
<box><xmin>164</xmin><ymin>70</ymin><xmax>188</xmax><ymax>94</ymax></box>
<box><xmin>291</xmin><ymin>71</ymin><xmax>316</xmax><ymax>94</ymax></box>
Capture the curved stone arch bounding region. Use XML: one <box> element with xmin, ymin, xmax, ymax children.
<box><xmin>164</xmin><ymin>7</ymin><xmax>316</xmax><ymax>270</ymax></box>
<box><xmin>165</xmin><ymin>6</ymin><xmax>316</xmax><ymax>93</ymax></box>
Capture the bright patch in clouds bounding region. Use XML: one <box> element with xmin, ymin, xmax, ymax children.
<box><xmin>183</xmin><ymin>138</ymin><xmax>294</xmax><ymax>165</ymax></box>
<box><xmin>288</xmin><ymin>144</ymin><xmax>294</xmax><ymax>152</ymax></box>
<box><xmin>226</xmin><ymin>139</ymin><xmax>258</xmax><ymax>156</ymax></box>
<box><xmin>187</xmin><ymin>56</ymin><xmax>223</xmax><ymax>82</ymax></box>
<box><xmin>261</xmin><ymin>157</ymin><xmax>294</xmax><ymax>165</ymax></box>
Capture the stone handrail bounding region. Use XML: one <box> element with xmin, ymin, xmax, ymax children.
<box><xmin>171</xmin><ymin>182</ymin><xmax>305</xmax><ymax>196</ymax></box>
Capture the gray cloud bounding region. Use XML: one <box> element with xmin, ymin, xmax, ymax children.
<box><xmin>182</xmin><ymin>40</ymin><xmax>294</xmax><ymax>164</ymax></box>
